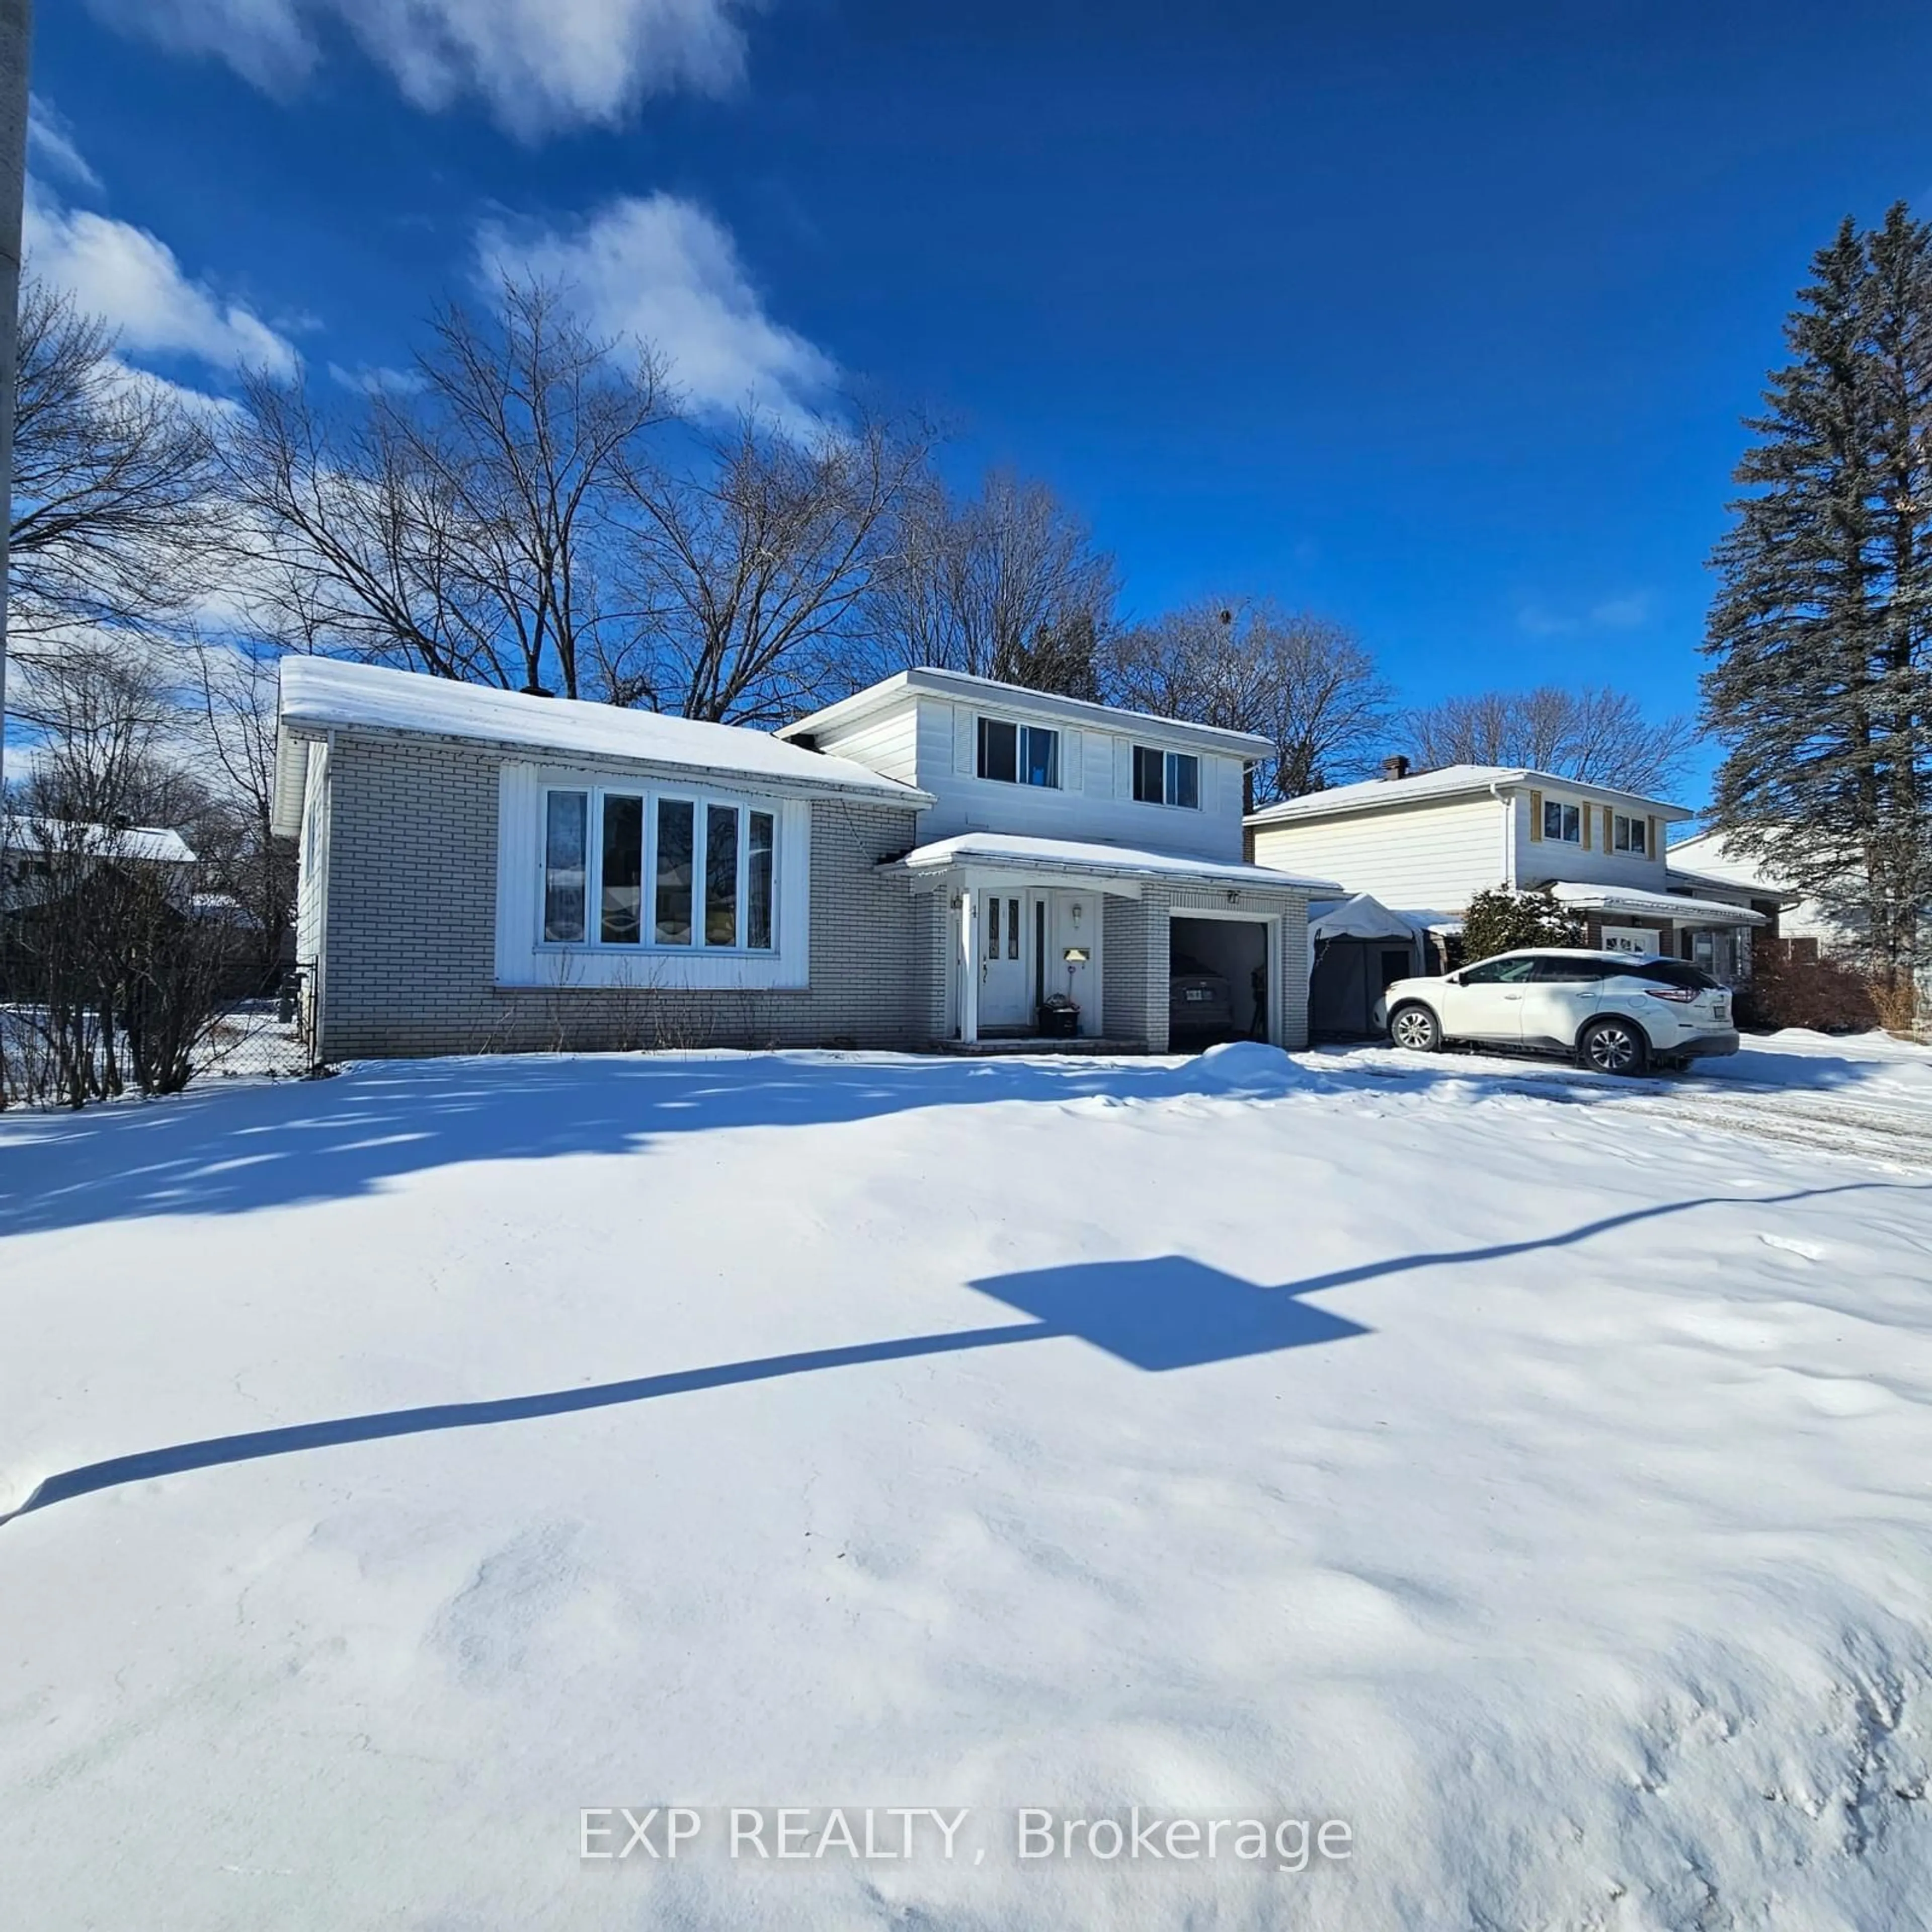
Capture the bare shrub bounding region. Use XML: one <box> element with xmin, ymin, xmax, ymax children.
<box><xmin>1736</xmin><ymin>939</ymin><xmax>1882</xmax><ymax>1033</ymax></box>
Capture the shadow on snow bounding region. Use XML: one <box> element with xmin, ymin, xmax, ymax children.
<box><xmin>5</xmin><ymin>1180</ymin><xmax>1923</xmax><ymax>1527</ymax></box>
<box><xmin>0</xmin><ymin>1043</ymin><xmax>1724</xmax><ymax>1241</ymax></box>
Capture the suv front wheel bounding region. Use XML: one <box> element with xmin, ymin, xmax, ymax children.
<box><xmin>1579</xmin><ymin>1016</ymin><xmax>1648</xmax><ymax>1077</ymax></box>
<box><xmin>1388</xmin><ymin>1003</ymin><xmax>1442</xmax><ymax>1053</ymax></box>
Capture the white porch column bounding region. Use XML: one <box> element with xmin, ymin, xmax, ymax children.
<box><xmin>958</xmin><ymin>883</ymin><xmax>979</xmax><ymax>1044</ymax></box>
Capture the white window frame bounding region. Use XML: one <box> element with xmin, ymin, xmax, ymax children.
<box><xmin>538</xmin><ymin>781</ymin><xmax>779</xmax><ymax>958</ymax></box>
<box><xmin>1543</xmin><ymin>799</ymin><xmax>1582</xmax><ymax>845</ymax></box>
<box><xmin>977</xmin><ymin>715</ymin><xmax>1061</xmax><ymax>789</ymax></box>
<box><xmin>1133</xmin><ymin>744</ymin><xmax>1201</xmax><ymax>810</ymax></box>
<box><xmin>1612</xmin><ymin>812</ymin><xmax>1648</xmax><ymax>856</ymax></box>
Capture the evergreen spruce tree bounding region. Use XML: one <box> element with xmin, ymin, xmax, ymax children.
<box><xmin>1704</xmin><ymin>206</ymin><xmax>1932</xmax><ymax>1017</ymax></box>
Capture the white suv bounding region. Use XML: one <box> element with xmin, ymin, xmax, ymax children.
<box><xmin>1375</xmin><ymin>949</ymin><xmax>1739</xmax><ymax>1076</ymax></box>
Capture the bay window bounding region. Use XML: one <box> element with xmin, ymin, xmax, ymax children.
<box><xmin>543</xmin><ymin>791</ymin><xmax>589</xmax><ymax>943</ymax></box>
<box><xmin>655</xmin><ymin>799</ymin><xmax>695</xmax><ymax>945</ymax></box>
<box><xmin>705</xmin><ymin>804</ymin><xmax>739</xmax><ymax>947</ymax></box>
<box><xmin>600</xmin><ymin>795</ymin><xmax>643</xmax><ymax>944</ymax></box>
<box><xmin>746</xmin><ymin>812</ymin><xmax>774</xmax><ymax>951</ymax></box>
<box><xmin>541</xmin><ymin>786</ymin><xmax>777</xmax><ymax>954</ymax></box>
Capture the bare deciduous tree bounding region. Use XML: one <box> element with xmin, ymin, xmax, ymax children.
<box><xmin>1404</xmin><ymin>684</ymin><xmax>1695</xmax><ymax>795</ymax></box>
<box><xmin>224</xmin><ymin>279</ymin><xmax>668</xmax><ymax>700</ymax></box>
<box><xmin>2</xmin><ymin>642</ymin><xmax>231</xmax><ymax>1106</ymax></box>
<box><xmin>1101</xmin><ymin>599</ymin><xmax>1391</xmax><ymax>803</ymax></box>
<box><xmin>868</xmin><ymin>468</ymin><xmax>1117</xmax><ymax>696</ymax></box>
<box><xmin>8</xmin><ymin>276</ymin><xmax>221</xmax><ymax>638</ymax></box>
<box><xmin>191</xmin><ymin>641</ymin><xmax>294</xmax><ymax>983</ymax></box>
<box><xmin>621</xmin><ymin>410</ymin><xmax>933</xmax><ymax>723</ymax></box>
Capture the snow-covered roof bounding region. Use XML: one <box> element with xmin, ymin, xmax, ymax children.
<box><xmin>1246</xmin><ymin>763</ymin><xmax>1688</xmax><ymax>828</ymax></box>
<box><xmin>895</xmin><ymin>831</ymin><xmax>1340</xmax><ymax>895</ymax></box>
<box><xmin>780</xmin><ymin>668</ymin><xmax>1275</xmax><ymax>759</ymax></box>
<box><xmin>1664</xmin><ymin>864</ymin><xmax>1791</xmax><ymax>907</ymax></box>
<box><xmin>2</xmin><ymin>817</ymin><xmax>196</xmax><ymax>864</ymax></box>
<box><xmin>1549</xmin><ymin>880</ymin><xmax>1766</xmax><ymax>926</ymax></box>
<box><xmin>1308</xmin><ymin>894</ymin><xmax>1426</xmax><ymax>944</ymax></box>
<box><xmin>1665</xmin><ymin>829</ymin><xmax>1793</xmax><ymax>894</ymax></box>
<box><xmin>274</xmin><ymin>660</ymin><xmax>935</xmax><ymax>829</ymax></box>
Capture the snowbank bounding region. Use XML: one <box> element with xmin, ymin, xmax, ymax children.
<box><xmin>1705</xmin><ymin>1026</ymin><xmax>1932</xmax><ymax>1098</ymax></box>
<box><xmin>1176</xmin><ymin>1038</ymin><xmax>1319</xmax><ymax>1095</ymax></box>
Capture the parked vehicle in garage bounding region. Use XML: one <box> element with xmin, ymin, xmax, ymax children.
<box><xmin>1375</xmin><ymin>949</ymin><xmax>1739</xmax><ymax>1075</ymax></box>
<box><xmin>1169</xmin><ymin>951</ymin><xmax>1234</xmax><ymax>1034</ymax></box>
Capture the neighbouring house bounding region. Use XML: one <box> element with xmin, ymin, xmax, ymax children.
<box><xmin>271</xmin><ymin>659</ymin><xmax>1337</xmax><ymax>1061</ymax></box>
<box><xmin>1244</xmin><ymin>759</ymin><xmax>1766</xmax><ymax>982</ymax></box>
<box><xmin>1667</xmin><ymin>828</ymin><xmax>1930</xmax><ymax>1020</ymax></box>
<box><xmin>1</xmin><ymin>816</ymin><xmax>204</xmax><ymax>1005</ymax></box>
<box><xmin>1</xmin><ymin>817</ymin><xmax>197</xmax><ymax>915</ymax></box>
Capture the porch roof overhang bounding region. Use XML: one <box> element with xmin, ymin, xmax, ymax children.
<box><xmin>892</xmin><ymin>832</ymin><xmax>1341</xmax><ymax>899</ymax></box>
<box><xmin>1549</xmin><ymin>881</ymin><xmax>1766</xmax><ymax>927</ymax></box>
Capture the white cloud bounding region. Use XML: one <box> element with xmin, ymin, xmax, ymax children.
<box><xmin>328</xmin><ymin>361</ymin><xmax>426</xmax><ymax>396</ymax></box>
<box><xmin>25</xmin><ymin>184</ymin><xmax>300</xmax><ymax>381</ymax></box>
<box><xmin>1517</xmin><ymin>592</ymin><xmax>1652</xmax><ymax>639</ymax></box>
<box><xmin>478</xmin><ymin>194</ymin><xmax>838</xmax><ymax>431</ymax></box>
<box><xmin>28</xmin><ymin>97</ymin><xmax>103</xmax><ymax>193</ymax></box>
<box><xmin>87</xmin><ymin>0</ymin><xmax>751</xmax><ymax>139</ymax></box>
<box><xmin>1588</xmin><ymin>593</ymin><xmax>1651</xmax><ymax>630</ymax></box>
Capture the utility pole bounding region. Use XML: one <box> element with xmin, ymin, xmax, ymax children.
<box><xmin>0</xmin><ymin>0</ymin><xmax>30</xmax><ymax>800</ymax></box>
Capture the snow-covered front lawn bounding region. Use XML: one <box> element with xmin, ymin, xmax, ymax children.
<box><xmin>3</xmin><ymin>1034</ymin><xmax>1930</xmax><ymax>1928</ymax></box>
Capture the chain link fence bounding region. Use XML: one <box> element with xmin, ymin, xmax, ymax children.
<box><xmin>188</xmin><ymin>972</ymin><xmax>319</xmax><ymax>1085</ymax></box>
<box><xmin>1</xmin><ymin>967</ymin><xmax>320</xmax><ymax>1108</ymax></box>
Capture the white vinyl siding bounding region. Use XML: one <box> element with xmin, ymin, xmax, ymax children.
<box><xmin>794</xmin><ymin>703</ymin><xmax>922</xmax><ymax>786</ymax></box>
<box><xmin>1513</xmin><ymin>793</ymin><xmax>1670</xmax><ymax>892</ymax></box>
<box><xmin>786</xmin><ymin>688</ymin><xmax>1255</xmax><ymax>861</ymax></box>
<box><xmin>1251</xmin><ymin>794</ymin><xmax>1506</xmax><ymax>909</ymax></box>
<box><xmin>911</xmin><ymin>704</ymin><xmax>1246</xmax><ymax>859</ymax></box>
<box><xmin>295</xmin><ymin>739</ymin><xmax>331</xmax><ymax>964</ymax></box>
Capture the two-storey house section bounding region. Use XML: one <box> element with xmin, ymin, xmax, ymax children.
<box><xmin>781</xmin><ymin>668</ymin><xmax>1253</xmax><ymax>858</ymax></box>
<box><xmin>780</xmin><ymin>670</ymin><xmax>1338</xmax><ymax>1049</ymax></box>
<box><xmin>1245</xmin><ymin>760</ymin><xmax>1764</xmax><ymax>980</ymax></box>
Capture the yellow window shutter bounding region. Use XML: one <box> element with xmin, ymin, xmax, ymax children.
<box><xmin>1647</xmin><ymin>815</ymin><xmax>1659</xmax><ymax>856</ymax></box>
<box><xmin>1582</xmin><ymin>803</ymin><xmax>1593</xmax><ymax>851</ymax></box>
<box><xmin>1528</xmin><ymin>789</ymin><xmax>1543</xmax><ymax>841</ymax></box>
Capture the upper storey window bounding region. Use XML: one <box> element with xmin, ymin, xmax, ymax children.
<box><xmin>1132</xmin><ymin>745</ymin><xmax>1200</xmax><ymax>809</ymax></box>
<box><xmin>1542</xmin><ymin>799</ymin><xmax>1582</xmax><ymax>844</ymax></box>
<box><xmin>978</xmin><ymin>717</ymin><xmax>1059</xmax><ymax>788</ymax></box>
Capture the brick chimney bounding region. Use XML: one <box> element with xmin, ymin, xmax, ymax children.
<box><xmin>1381</xmin><ymin>754</ymin><xmax>1411</xmax><ymax>782</ymax></box>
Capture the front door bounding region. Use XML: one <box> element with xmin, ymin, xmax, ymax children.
<box><xmin>979</xmin><ymin>891</ymin><xmax>1031</xmax><ymax>1029</ymax></box>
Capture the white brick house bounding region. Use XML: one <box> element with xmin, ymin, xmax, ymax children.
<box><xmin>1245</xmin><ymin>761</ymin><xmax>1766</xmax><ymax>979</ymax></box>
<box><xmin>272</xmin><ymin>660</ymin><xmax>1335</xmax><ymax>1060</ymax></box>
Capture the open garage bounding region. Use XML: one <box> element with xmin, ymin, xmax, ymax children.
<box><xmin>1169</xmin><ymin>915</ymin><xmax>1268</xmax><ymax>1047</ymax></box>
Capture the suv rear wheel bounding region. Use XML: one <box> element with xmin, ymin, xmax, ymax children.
<box><xmin>1389</xmin><ymin>1003</ymin><xmax>1442</xmax><ymax>1053</ymax></box>
<box><xmin>1579</xmin><ymin>1016</ymin><xmax>1647</xmax><ymax>1076</ymax></box>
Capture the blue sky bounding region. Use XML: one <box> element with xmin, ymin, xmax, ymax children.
<box><xmin>26</xmin><ymin>0</ymin><xmax>1932</xmax><ymax>804</ymax></box>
